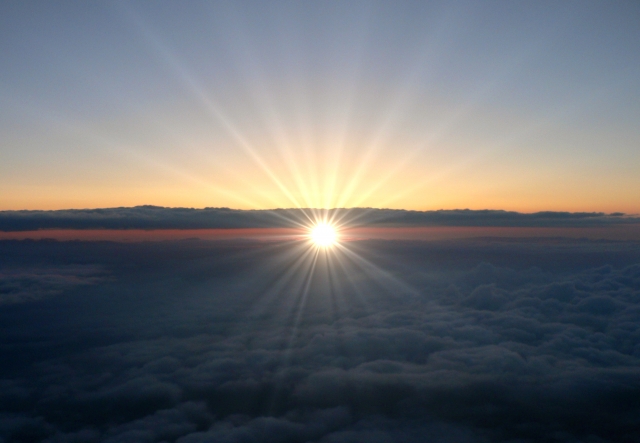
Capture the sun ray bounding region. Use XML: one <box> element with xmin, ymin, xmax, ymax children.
<box><xmin>325</xmin><ymin>248</ymin><xmax>350</xmax><ymax>321</ymax></box>
<box><xmin>117</xmin><ymin>2</ymin><xmax>307</xmax><ymax>209</ymax></box>
<box><xmin>235</xmin><ymin>243</ymin><xmax>318</xmax><ymax>322</ymax></box>
<box><xmin>331</xmin><ymin>249</ymin><xmax>375</xmax><ymax>313</ymax></box>
<box><xmin>267</xmin><ymin>247</ymin><xmax>320</xmax><ymax>414</ymax></box>
<box><xmin>335</xmin><ymin>242</ymin><xmax>419</xmax><ymax>298</ymax></box>
<box><xmin>13</xmin><ymin>95</ymin><xmax>274</xmax><ymax>210</ymax></box>
<box><xmin>221</xmin><ymin>29</ymin><xmax>317</xmax><ymax>210</ymax></box>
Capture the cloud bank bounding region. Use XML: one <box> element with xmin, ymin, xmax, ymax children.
<box><xmin>0</xmin><ymin>206</ymin><xmax>638</xmax><ymax>231</ymax></box>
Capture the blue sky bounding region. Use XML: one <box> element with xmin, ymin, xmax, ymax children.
<box><xmin>1</xmin><ymin>0</ymin><xmax>639</xmax><ymax>211</ymax></box>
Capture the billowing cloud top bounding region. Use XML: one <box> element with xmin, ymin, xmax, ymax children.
<box><xmin>1</xmin><ymin>237</ymin><xmax>640</xmax><ymax>442</ymax></box>
<box><xmin>0</xmin><ymin>206</ymin><xmax>636</xmax><ymax>231</ymax></box>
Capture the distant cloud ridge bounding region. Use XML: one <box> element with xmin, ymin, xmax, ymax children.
<box><xmin>0</xmin><ymin>206</ymin><xmax>637</xmax><ymax>231</ymax></box>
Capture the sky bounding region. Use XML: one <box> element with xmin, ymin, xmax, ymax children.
<box><xmin>1</xmin><ymin>0</ymin><xmax>639</xmax><ymax>212</ymax></box>
<box><xmin>2</xmin><ymin>4</ymin><xmax>640</xmax><ymax>441</ymax></box>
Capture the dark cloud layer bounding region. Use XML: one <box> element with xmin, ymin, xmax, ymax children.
<box><xmin>0</xmin><ymin>206</ymin><xmax>637</xmax><ymax>231</ymax></box>
<box><xmin>1</xmin><ymin>237</ymin><xmax>640</xmax><ymax>442</ymax></box>
<box><xmin>0</xmin><ymin>266</ymin><xmax>104</xmax><ymax>306</ymax></box>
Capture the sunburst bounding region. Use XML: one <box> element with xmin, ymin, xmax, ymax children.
<box><xmin>309</xmin><ymin>223</ymin><xmax>338</xmax><ymax>248</ymax></box>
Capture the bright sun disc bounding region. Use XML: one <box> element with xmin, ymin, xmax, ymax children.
<box><xmin>310</xmin><ymin>224</ymin><xmax>337</xmax><ymax>247</ymax></box>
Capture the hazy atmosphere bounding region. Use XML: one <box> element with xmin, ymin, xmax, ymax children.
<box><xmin>2</xmin><ymin>1</ymin><xmax>639</xmax><ymax>211</ymax></box>
<box><xmin>1</xmin><ymin>1</ymin><xmax>640</xmax><ymax>442</ymax></box>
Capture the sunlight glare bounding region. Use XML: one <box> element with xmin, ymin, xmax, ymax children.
<box><xmin>310</xmin><ymin>223</ymin><xmax>338</xmax><ymax>248</ymax></box>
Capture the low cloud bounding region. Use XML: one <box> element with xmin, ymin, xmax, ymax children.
<box><xmin>0</xmin><ymin>206</ymin><xmax>638</xmax><ymax>231</ymax></box>
<box><xmin>0</xmin><ymin>238</ymin><xmax>639</xmax><ymax>442</ymax></box>
<box><xmin>0</xmin><ymin>266</ymin><xmax>104</xmax><ymax>305</ymax></box>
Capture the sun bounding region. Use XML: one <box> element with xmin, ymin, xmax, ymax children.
<box><xmin>310</xmin><ymin>223</ymin><xmax>338</xmax><ymax>248</ymax></box>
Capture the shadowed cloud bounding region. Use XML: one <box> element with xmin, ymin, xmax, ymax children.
<box><xmin>1</xmin><ymin>237</ymin><xmax>639</xmax><ymax>442</ymax></box>
<box><xmin>0</xmin><ymin>206</ymin><xmax>638</xmax><ymax>232</ymax></box>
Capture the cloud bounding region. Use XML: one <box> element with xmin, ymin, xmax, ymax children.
<box><xmin>0</xmin><ymin>266</ymin><xmax>104</xmax><ymax>305</ymax></box>
<box><xmin>1</xmin><ymin>238</ymin><xmax>640</xmax><ymax>442</ymax></box>
<box><xmin>0</xmin><ymin>206</ymin><xmax>638</xmax><ymax>231</ymax></box>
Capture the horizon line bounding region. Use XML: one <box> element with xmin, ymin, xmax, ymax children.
<box><xmin>0</xmin><ymin>205</ymin><xmax>635</xmax><ymax>217</ymax></box>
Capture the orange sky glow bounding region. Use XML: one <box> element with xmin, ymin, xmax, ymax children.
<box><xmin>3</xmin><ymin>225</ymin><xmax>640</xmax><ymax>242</ymax></box>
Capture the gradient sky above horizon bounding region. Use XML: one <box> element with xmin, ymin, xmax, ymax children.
<box><xmin>1</xmin><ymin>1</ymin><xmax>639</xmax><ymax>213</ymax></box>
